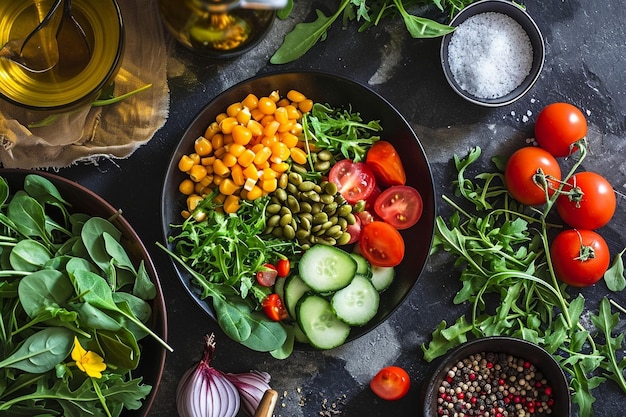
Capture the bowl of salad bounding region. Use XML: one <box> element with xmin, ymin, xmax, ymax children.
<box><xmin>0</xmin><ymin>169</ymin><xmax>168</xmax><ymax>417</ymax></box>
<box><xmin>160</xmin><ymin>70</ymin><xmax>435</xmax><ymax>356</ymax></box>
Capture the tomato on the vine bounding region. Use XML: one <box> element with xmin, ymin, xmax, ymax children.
<box><xmin>261</xmin><ymin>294</ymin><xmax>288</xmax><ymax>321</ymax></box>
<box><xmin>365</xmin><ymin>140</ymin><xmax>407</xmax><ymax>186</ymax></box>
<box><xmin>374</xmin><ymin>185</ymin><xmax>423</xmax><ymax>230</ymax></box>
<box><xmin>328</xmin><ymin>160</ymin><xmax>377</xmax><ymax>204</ymax></box>
<box><xmin>359</xmin><ymin>221</ymin><xmax>404</xmax><ymax>267</ymax></box>
<box><xmin>504</xmin><ymin>147</ymin><xmax>562</xmax><ymax>206</ymax></box>
<box><xmin>370</xmin><ymin>366</ymin><xmax>411</xmax><ymax>401</ymax></box>
<box><xmin>550</xmin><ymin>229</ymin><xmax>610</xmax><ymax>287</ymax></box>
<box><xmin>535</xmin><ymin>102</ymin><xmax>588</xmax><ymax>157</ymax></box>
<box><xmin>556</xmin><ymin>172</ymin><xmax>616</xmax><ymax>230</ymax></box>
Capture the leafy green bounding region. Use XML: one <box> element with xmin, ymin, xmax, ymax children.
<box><xmin>302</xmin><ymin>102</ymin><xmax>382</xmax><ymax>162</ymax></box>
<box><xmin>271</xmin><ymin>0</ymin><xmax>470</xmax><ymax>64</ymax></box>
<box><xmin>423</xmin><ymin>147</ymin><xmax>626</xmax><ymax>417</ymax></box>
<box><xmin>0</xmin><ymin>174</ymin><xmax>168</xmax><ymax>416</ymax></box>
<box><xmin>160</xmin><ymin>191</ymin><xmax>298</xmax><ymax>353</ymax></box>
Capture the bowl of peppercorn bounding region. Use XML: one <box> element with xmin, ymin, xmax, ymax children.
<box><xmin>421</xmin><ymin>336</ymin><xmax>570</xmax><ymax>417</ymax></box>
<box><xmin>440</xmin><ymin>0</ymin><xmax>545</xmax><ymax>107</ymax></box>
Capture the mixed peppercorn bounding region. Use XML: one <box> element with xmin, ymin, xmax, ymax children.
<box><xmin>437</xmin><ymin>352</ymin><xmax>555</xmax><ymax>417</ymax></box>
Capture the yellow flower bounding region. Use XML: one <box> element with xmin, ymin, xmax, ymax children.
<box><xmin>71</xmin><ymin>337</ymin><xmax>107</xmax><ymax>378</ymax></box>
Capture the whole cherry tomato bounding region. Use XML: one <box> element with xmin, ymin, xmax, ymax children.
<box><xmin>359</xmin><ymin>221</ymin><xmax>404</xmax><ymax>267</ymax></box>
<box><xmin>556</xmin><ymin>171</ymin><xmax>616</xmax><ymax>230</ymax></box>
<box><xmin>550</xmin><ymin>229</ymin><xmax>610</xmax><ymax>287</ymax></box>
<box><xmin>261</xmin><ymin>294</ymin><xmax>288</xmax><ymax>321</ymax></box>
<box><xmin>370</xmin><ymin>366</ymin><xmax>411</xmax><ymax>400</ymax></box>
<box><xmin>535</xmin><ymin>103</ymin><xmax>588</xmax><ymax>157</ymax></box>
<box><xmin>365</xmin><ymin>140</ymin><xmax>407</xmax><ymax>186</ymax></box>
<box><xmin>504</xmin><ymin>147</ymin><xmax>562</xmax><ymax>206</ymax></box>
<box><xmin>276</xmin><ymin>259</ymin><xmax>291</xmax><ymax>278</ymax></box>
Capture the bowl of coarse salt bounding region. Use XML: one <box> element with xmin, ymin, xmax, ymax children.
<box><xmin>440</xmin><ymin>0</ymin><xmax>545</xmax><ymax>107</ymax></box>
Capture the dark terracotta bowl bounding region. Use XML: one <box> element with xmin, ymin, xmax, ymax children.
<box><xmin>440</xmin><ymin>0</ymin><xmax>545</xmax><ymax>107</ymax></box>
<box><xmin>0</xmin><ymin>169</ymin><xmax>167</xmax><ymax>417</ymax></box>
<box><xmin>421</xmin><ymin>336</ymin><xmax>571</xmax><ymax>417</ymax></box>
<box><xmin>161</xmin><ymin>70</ymin><xmax>436</xmax><ymax>348</ymax></box>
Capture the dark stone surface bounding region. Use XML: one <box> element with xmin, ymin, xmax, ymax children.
<box><xmin>55</xmin><ymin>1</ymin><xmax>626</xmax><ymax>416</ymax></box>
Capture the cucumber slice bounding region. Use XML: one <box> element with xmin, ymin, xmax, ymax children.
<box><xmin>297</xmin><ymin>294</ymin><xmax>350</xmax><ymax>350</ymax></box>
<box><xmin>284</xmin><ymin>274</ymin><xmax>312</xmax><ymax>319</ymax></box>
<box><xmin>293</xmin><ymin>323</ymin><xmax>310</xmax><ymax>344</ymax></box>
<box><xmin>331</xmin><ymin>274</ymin><xmax>380</xmax><ymax>326</ymax></box>
<box><xmin>350</xmin><ymin>252</ymin><xmax>372</xmax><ymax>278</ymax></box>
<box><xmin>274</xmin><ymin>274</ymin><xmax>287</xmax><ymax>301</ymax></box>
<box><xmin>299</xmin><ymin>245</ymin><xmax>357</xmax><ymax>293</ymax></box>
<box><xmin>370</xmin><ymin>265</ymin><xmax>395</xmax><ymax>292</ymax></box>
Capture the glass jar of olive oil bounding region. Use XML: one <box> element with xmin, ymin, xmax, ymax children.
<box><xmin>158</xmin><ymin>0</ymin><xmax>285</xmax><ymax>58</ymax></box>
<box><xmin>0</xmin><ymin>0</ymin><xmax>124</xmax><ymax>111</ymax></box>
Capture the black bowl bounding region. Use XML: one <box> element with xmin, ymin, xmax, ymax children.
<box><xmin>0</xmin><ymin>169</ymin><xmax>167</xmax><ymax>417</ymax></box>
<box><xmin>421</xmin><ymin>337</ymin><xmax>571</xmax><ymax>417</ymax></box>
<box><xmin>440</xmin><ymin>0</ymin><xmax>545</xmax><ymax>107</ymax></box>
<box><xmin>161</xmin><ymin>70</ymin><xmax>436</xmax><ymax>347</ymax></box>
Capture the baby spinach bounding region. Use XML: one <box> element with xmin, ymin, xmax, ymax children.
<box><xmin>0</xmin><ymin>174</ymin><xmax>170</xmax><ymax>417</ymax></box>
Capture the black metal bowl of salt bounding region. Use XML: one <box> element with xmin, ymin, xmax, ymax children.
<box><xmin>440</xmin><ymin>0</ymin><xmax>545</xmax><ymax>107</ymax></box>
<box><xmin>421</xmin><ymin>336</ymin><xmax>571</xmax><ymax>417</ymax></box>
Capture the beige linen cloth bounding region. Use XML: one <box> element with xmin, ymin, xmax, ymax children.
<box><xmin>0</xmin><ymin>0</ymin><xmax>169</xmax><ymax>169</ymax></box>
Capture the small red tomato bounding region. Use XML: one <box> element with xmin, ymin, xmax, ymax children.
<box><xmin>550</xmin><ymin>229</ymin><xmax>610</xmax><ymax>287</ymax></box>
<box><xmin>359</xmin><ymin>221</ymin><xmax>405</xmax><ymax>267</ymax></box>
<box><xmin>328</xmin><ymin>159</ymin><xmax>377</xmax><ymax>204</ymax></box>
<box><xmin>276</xmin><ymin>259</ymin><xmax>291</xmax><ymax>278</ymax></box>
<box><xmin>535</xmin><ymin>102</ymin><xmax>588</xmax><ymax>157</ymax></box>
<box><xmin>261</xmin><ymin>294</ymin><xmax>288</xmax><ymax>321</ymax></box>
<box><xmin>256</xmin><ymin>264</ymin><xmax>278</xmax><ymax>287</ymax></box>
<box><xmin>556</xmin><ymin>171</ymin><xmax>616</xmax><ymax>230</ymax></box>
<box><xmin>365</xmin><ymin>140</ymin><xmax>407</xmax><ymax>186</ymax></box>
<box><xmin>373</xmin><ymin>185</ymin><xmax>423</xmax><ymax>230</ymax></box>
<box><xmin>504</xmin><ymin>147</ymin><xmax>562</xmax><ymax>206</ymax></box>
<box><xmin>370</xmin><ymin>366</ymin><xmax>411</xmax><ymax>400</ymax></box>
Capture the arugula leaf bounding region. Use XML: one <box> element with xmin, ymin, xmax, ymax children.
<box><xmin>302</xmin><ymin>103</ymin><xmax>382</xmax><ymax>162</ymax></box>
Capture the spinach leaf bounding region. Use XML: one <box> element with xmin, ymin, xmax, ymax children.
<box><xmin>0</xmin><ymin>327</ymin><xmax>73</xmax><ymax>373</ymax></box>
<box><xmin>18</xmin><ymin>270</ymin><xmax>73</xmax><ymax>318</ymax></box>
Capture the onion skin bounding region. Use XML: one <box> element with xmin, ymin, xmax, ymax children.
<box><xmin>176</xmin><ymin>334</ymin><xmax>241</xmax><ymax>417</ymax></box>
<box><xmin>225</xmin><ymin>370</ymin><xmax>272</xmax><ymax>417</ymax></box>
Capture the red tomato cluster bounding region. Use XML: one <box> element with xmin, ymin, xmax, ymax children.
<box><xmin>328</xmin><ymin>140</ymin><xmax>423</xmax><ymax>267</ymax></box>
<box><xmin>504</xmin><ymin>102</ymin><xmax>616</xmax><ymax>287</ymax></box>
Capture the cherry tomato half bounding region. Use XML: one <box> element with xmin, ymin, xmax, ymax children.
<box><xmin>556</xmin><ymin>172</ymin><xmax>616</xmax><ymax>230</ymax></box>
<box><xmin>374</xmin><ymin>185</ymin><xmax>423</xmax><ymax>230</ymax></box>
<box><xmin>535</xmin><ymin>102</ymin><xmax>588</xmax><ymax>157</ymax></box>
<box><xmin>550</xmin><ymin>229</ymin><xmax>610</xmax><ymax>287</ymax></box>
<box><xmin>256</xmin><ymin>264</ymin><xmax>278</xmax><ymax>287</ymax></box>
<box><xmin>504</xmin><ymin>147</ymin><xmax>562</xmax><ymax>206</ymax></box>
<box><xmin>370</xmin><ymin>366</ymin><xmax>411</xmax><ymax>401</ymax></box>
<box><xmin>328</xmin><ymin>160</ymin><xmax>377</xmax><ymax>204</ymax></box>
<box><xmin>365</xmin><ymin>140</ymin><xmax>407</xmax><ymax>187</ymax></box>
<box><xmin>359</xmin><ymin>221</ymin><xmax>405</xmax><ymax>267</ymax></box>
<box><xmin>261</xmin><ymin>294</ymin><xmax>288</xmax><ymax>321</ymax></box>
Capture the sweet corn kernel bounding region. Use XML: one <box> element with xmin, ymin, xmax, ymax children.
<box><xmin>187</xmin><ymin>195</ymin><xmax>204</xmax><ymax>211</ymax></box>
<box><xmin>228</xmin><ymin>143</ymin><xmax>246</xmax><ymax>157</ymax></box>
<box><xmin>232</xmin><ymin>125</ymin><xmax>252</xmax><ymax>145</ymax></box>
<box><xmin>246</xmin><ymin>185</ymin><xmax>263</xmax><ymax>200</ymax></box>
<box><xmin>298</xmin><ymin>99</ymin><xmax>313</xmax><ymax>113</ymax></box>
<box><xmin>189</xmin><ymin>164</ymin><xmax>207</xmax><ymax>182</ymax></box>
<box><xmin>221</xmin><ymin>152</ymin><xmax>238</xmax><ymax>168</ymax></box>
<box><xmin>219</xmin><ymin>178</ymin><xmax>239</xmax><ymax>196</ymax></box>
<box><xmin>287</xmin><ymin>90</ymin><xmax>306</xmax><ymax>103</ymax></box>
<box><xmin>244</xmin><ymin>177</ymin><xmax>257</xmax><ymax>191</ymax></box>
<box><xmin>194</xmin><ymin>136</ymin><xmax>213</xmax><ymax>156</ymax></box>
<box><xmin>219</xmin><ymin>117</ymin><xmax>239</xmax><ymax>134</ymax></box>
<box><xmin>247</xmin><ymin>119</ymin><xmax>264</xmax><ymax>137</ymax></box>
<box><xmin>253</xmin><ymin>146</ymin><xmax>272</xmax><ymax>165</ymax></box>
<box><xmin>213</xmin><ymin>159</ymin><xmax>230</xmax><ymax>177</ymax></box>
<box><xmin>227</xmin><ymin>102</ymin><xmax>243</xmax><ymax>117</ymax></box>
<box><xmin>238</xmin><ymin>149</ymin><xmax>256</xmax><ymax>167</ymax></box>
<box><xmin>179</xmin><ymin>179</ymin><xmax>195</xmax><ymax>195</ymax></box>
<box><xmin>242</xmin><ymin>93</ymin><xmax>258</xmax><ymax>110</ymax></box>
<box><xmin>223</xmin><ymin>195</ymin><xmax>240</xmax><ymax>214</ymax></box>
<box><xmin>236</xmin><ymin>107</ymin><xmax>252</xmax><ymax>125</ymax></box>
<box><xmin>231</xmin><ymin>164</ymin><xmax>245</xmax><ymax>186</ymax></box>
<box><xmin>290</xmin><ymin>147</ymin><xmax>308</xmax><ymax>165</ymax></box>
<box><xmin>242</xmin><ymin>164</ymin><xmax>259</xmax><ymax>180</ymax></box>
<box><xmin>261</xmin><ymin>178</ymin><xmax>277</xmax><ymax>193</ymax></box>
<box><xmin>178</xmin><ymin>155</ymin><xmax>195</xmax><ymax>172</ymax></box>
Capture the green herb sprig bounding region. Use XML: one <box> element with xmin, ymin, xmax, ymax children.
<box><xmin>422</xmin><ymin>146</ymin><xmax>626</xmax><ymax>417</ymax></box>
<box><xmin>271</xmin><ymin>0</ymin><xmax>473</xmax><ymax>64</ymax></box>
<box><xmin>302</xmin><ymin>102</ymin><xmax>382</xmax><ymax>162</ymax></box>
